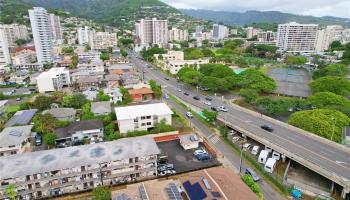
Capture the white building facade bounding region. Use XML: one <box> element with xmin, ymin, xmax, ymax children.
<box><xmin>90</xmin><ymin>31</ymin><xmax>117</xmax><ymax>50</ymax></box>
<box><xmin>36</xmin><ymin>67</ymin><xmax>70</xmax><ymax>93</ymax></box>
<box><xmin>48</xmin><ymin>14</ymin><xmax>63</xmax><ymax>42</ymax></box>
<box><xmin>277</xmin><ymin>22</ymin><xmax>318</xmax><ymax>53</ymax></box>
<box><xmin>29</xmin><ymin>7</ymin><xmax>53</xmax><ymax>63</ymax></box>
<box><xmin>316</xmin><ymin>25</ymin><xmax>344</xmax><ymax>52</ymax></box>
<box><xmin>212</xmin><ymin>24</ymin><xmax>229</xmax><ymax>40</ymax></box>
<box><xmin>0</xmin><ymin>28</ymin><xmax>11</xmax><ymax>66</ymax></box>
<box><xmin>0</xmin><ymin>24</ymin><xmax>29</xmax><ymax>47</ymax></box>
<box><xmin>77</xmin><ymin>26</ymin><xmax>92</xmax><ymax>45</ymax></box>
<box><xmin>169</xmin><ymin>28</ymin><xmax>188</xmax><ymax>42</ymax></box>
<box><xmin>115</xmin><ymin>103</ymin><xmax>173</xmax><ymax>133</ymax></box>
<box><xmin>136</xmin><ymin>18</ymin><xmax>168</xmax><ymax>48</ymax></box>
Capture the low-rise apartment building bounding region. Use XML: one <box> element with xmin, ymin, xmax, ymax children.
<box><xmin>36</xmin><ymin>67</ymin><xmax>70</xmax><ymax>93</ymax></box>
<box><xmin>0</xmin><ymin>125</ymin><xmax>34</xmax><ymax>157</ymax></box>
<box><xmin>115</xmin><ymin>103</ymin><xmax>173</xmax><ymax>133</ymax></box>
<box><xmin>166</xmin><ymin>59</ymin><xmax>210</xmax><ymax>74</ymax></box>
<box><xmin>0</xmin><ymin>136</ymin><xmax>160</xmax><ymax>199</ymax></box>
<box><xmin>154</xmin><ymin>51</ymin><xmax>184</xmax><ymax>61</ymax></box>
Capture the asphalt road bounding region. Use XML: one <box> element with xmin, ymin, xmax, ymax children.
<box><xmin>130</xmin><ymin>54</ymin><xmax>350</xmax><ymax>194</ymax></box>
<box><xmin>164</xmin><ymin>94</ymin><xmax>284</xmax><ymax>200</ymax></box>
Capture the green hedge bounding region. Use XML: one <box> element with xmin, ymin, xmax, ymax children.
<box><xmin>241</xmin><ymin>174</ymin><xmax>264</xmax><ymax>199</ymax></box>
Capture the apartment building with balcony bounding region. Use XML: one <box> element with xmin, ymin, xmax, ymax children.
<box><xmin>0</xmin><ymin>136</ymin><xmax>160</xmax><ymax>199</ymax></box>
<box><xmin>36</xmin><ymin>67</ymin><xmax>70</xmax><ymax>93</ymax></box>
<box><xmin>277</xmin><ymin>22</ymin><xmax>318</xmax><ymax>53</ymax></box>
<box><xmin>115</xmin><ymin>103</ymin><xmax>173</xmax><ymax>133</ymax></box>
<box><xmin>135</xmin><ymin>18</ymin><xmax>168</xmax><ymax>48</ymax></box>
<box><xmin>89</xmin><ymin>31</ymin><xmax>117</xmax><ymax>50</ymax></box>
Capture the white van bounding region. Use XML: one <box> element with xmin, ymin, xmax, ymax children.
<box><xmin>264</xmin><ymin>158</ymin><xmax>277</xmax><ymax>173</ymax></box>
<box><xmin>251</xmin><ymin>146</ymin><xmax>260</xmax><ymax>155</ymax></box>
<box><xmin>272</xmin><ymin>151</ymin><xmax>281</xmax><ymax>161</ymax></box>
<box><xmin>258</xmin><ymin>150</ymin><xmax>269</xmax><ymax>164</ymax></box>
<box><xmin>265</xmin><ymin>146</ymin><xmax>272</xmax><ymax>153</ymax></box>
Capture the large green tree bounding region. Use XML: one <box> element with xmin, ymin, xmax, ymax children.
<box><xmin>238</xmin><ymin>69</ymin><xmax>276</xmax><ymax>93</ymax></box>
<box><xmin>288</xmin><ymin>109</ymin><xmax>350</xmax><ymax>142</ymax></box>
<box><xmin>181</xmin><ymin>71</ymin><xmax>203</xmax><ymax>86</ymax></box>
<box><xmin>149</xmin><ymin>80</ymin><xmax>162</xmax><ymax>99</ymax></box>
<box><xmin>309</xmin><ymin>76</ymin><xmax>350</xmax><ymax>96</ymax></box>
<box><xmin>33</xmin><ymin>113</ymin><xmax>59</xmax><ymax>134</ymax></box>
<box><xmin>92</xmin><ymin>185</ymin><xmax>111</xmax><ymax>200</ymax></box>
<box><xmin>184</xmin><ymin>48</ymin><xmax>204</xmax><ymax>60</ymax></box>
<box><xmin>312</xmin><ymin>63</ymin><xmax>349</xmax><ymax>79</ymax></box>
<box><xmin>199</xmin><ymin>64</ymin><xmax>235</xmax><ymax>78</ymax></box>
<box><xmin>62</xmin><ymin>94</ymin><xmax>87</xmax><ymax>109</ymax></box>
<box><xmin>285</xmin><ymin>55</ymin><xmax>307</xmax><ymax>65</ymax></box>
<box><xmin>33</xmin><ymin>95</ymin><xmax>53</xmax><ymax>111</ymax></box>
<box><xmin>202</xmin><ymin>109</ymin><xmax>218</xmax><ymax>122</ymax></box>
<box><xmin>307</xmin><ymin>92</ymin><xmax>350</xmax><ymax>115</ymax></box>
<box><xmin>43</xmin><ymin>133</ymin><xmax>57</xmax><ymax>148</ymax></box>
<box><xmin>239</xmin><ymin>89</ymin><xmax>259</xmax><ymax>104</ymax></box>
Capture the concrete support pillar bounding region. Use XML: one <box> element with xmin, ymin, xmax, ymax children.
<box><xmin>283</xmin><ymin>159</ymin><xmax>291</xmax><ymax>185</ymax></box>
<box><xmin>330</xmin><ymin>181</ymin><xmax>334</xmax><ymax>194</ymax></box>
<box><xmin>341</xmin><ymin>188</ymin><xmax>349</xmax><ymax>199</ymax></box>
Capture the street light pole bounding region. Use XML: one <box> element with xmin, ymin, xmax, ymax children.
<box><xmin>238</xmin><ymin>140</ymin><xmax>244</xmax><ymax>175</ymax></box>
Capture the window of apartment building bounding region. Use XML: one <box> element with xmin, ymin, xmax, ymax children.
<box><xmin>0</xmin><ymin>153</ymin><xmax>3</xmax><ymax>157</ymax></box>
<box><xmin>141</xmin><ymin>116</ymin><xmax>146</xmax><ymax>120</ymax></box>
<box><xmin>146</xmin><ymin>116</ymin><xmax>151</xmax><ymax>119</ymax></box>
<box><xmin>141</xmin><ymin>123</ymin><xmax>146</xmax><ymax>126</ymax></box>
<box><xmin>146</xmin><ymin>122</ymin><xmax>151</xmax><ymax>126</ymax></box>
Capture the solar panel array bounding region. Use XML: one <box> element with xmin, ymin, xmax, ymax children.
<box><xmin>139</xmin><ymin>184</ymin><xmax>149</xmax><ymax>200</ymax></box>
<box><xmin>166</xmin><ymin>182</ymin><xmax>183</xmax><ymax>200</ymax></box>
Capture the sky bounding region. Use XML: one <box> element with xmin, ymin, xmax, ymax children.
<box><xmin>161</xmin><ymin>0</ymin><xmax>350</xmax><ymax>18</ymax></box>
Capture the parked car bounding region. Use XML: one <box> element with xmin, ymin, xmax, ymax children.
<box><xmin>186</xmin><ymin>112</ymin><xmax>194</xmax><ymax>118</ymax></box>
<box><xmin>164</xmin><ymin>94</ymin><xmax>169</xmax><ymax>99</ymax></box>
<box><xmin>166</xmin><ymin>170</ymin><xmax>176</xmax><ymax>175</ymax></box>
<box><xmin>204</xmin><ymin>101</ymin><xmax>212</xmax><ymax>106</ymax></box>
<box><xmin>272</xmin><ymin>151</ymin><xmax>281</xmax><ymax>161</ymax></box>
<box><xmin>164</xmin><ymin>77</ymin><xmax>170</xmax><ymax>80</ymax></box>
<box><xmin>193</xmin><ymin>96</ymin><xmax>200</xmax><ymax>100</ymax></box>
<box><xmin>205</xmin><ymin>96</ymin><xmax>213</xmax><ymax>101</ymax></box>
<box><xmin>218</xmin><ymin>106</ymin><xmax>228</xmax><ymax>112</ymax></box>
<box><xmin>166</xmin><ymin>163</ymin><xmax>174</xmax><ymax>170</ymax></box>
<box><xmin>16</xmin><ymin>97</ymin><xmax>22</xmax><ymax>101</ymax></box>
<box><xmin>184</xmin><ymin>92</ymin><xmax>190</xmax><ymax>96</ymax></box>
<box><xmin>159</xmin><ymin>171</ymin><xmax>167</xmax><ymax>176</ymax></box>
<box><xmin>251</xmin><ymin>146</ymin><xmax>260</xmax><ymax>155</ymax></box>
<box><xmin>228</xmin><ymin>129</ymin><xmax>236</xmax><ymax>136</ymax></box>
<box><xmin>260</xmin><ymin>125</ymin><xmax>274</xmax><ymax>132</ymax></box>
<box><xmin>196</xmin><ymin>153</ymin><xmax>210</xmax><ymax>161</ymax></box>
<box><xmin>194</xmin><ymin>149</ymin><xmax>207</xmax><ymax>156</ymax></box>
<box><xmin>243</xmin><ymin>143</ymin><xmax>251</xmax><ymax>151</ymax></box>
<box><xmin>245</xmin><ymin>168</ymin><xmax>260</xmax><ymax>181</ymax></box>
<box><xmin>211</xmin><ymin>107</ymin><xmax>219</xmax><ymax>112</ymax></box>
<box><xmin>35</xmin><ymin>134</ymin><xmax>42</xmax><ymax>146</ymax></box>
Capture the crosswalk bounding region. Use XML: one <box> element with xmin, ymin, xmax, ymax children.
<box><xmin>208</xmin><ymin>134</ymin><xmax>220</xmax><ymax>144</ymax></box>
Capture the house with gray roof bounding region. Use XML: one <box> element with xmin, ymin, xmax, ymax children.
<box><xmin>0</xmin><ymin>125</ymin><xmax>34</xmax><ymax>156</ymax></box>
<box><xmin>103</xmin><ymin>87</ymin><xmax>122</xmax><ymax>103</ymax></box>
<box><xmin>91</xmin><ymin>101</ymin><xmax>112</xmax><ymax>116</ymax></box>
<box><xmin>5</xmin><ymin>109</ymin><xmax>37</xmax><ymax>127</ymax></box>
<box><xmin>54</xmin><ymin>119</ymin><xmax>104</xmax><ymax>144</ymax></box>
<box><xmin>43</xmin><ymin>108</ymin><xmax>76</xmax><ymax>121</ymax></box>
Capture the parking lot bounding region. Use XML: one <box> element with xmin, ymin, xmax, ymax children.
<box><xmin>157</xmin><ymin>140</ymin><xmax>220</xmax><ymax>173</ymax></box>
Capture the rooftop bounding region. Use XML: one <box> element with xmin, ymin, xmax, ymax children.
<box><xmin>0</xmin><ymin>136</ymin><xmax>160</xmax><ymax>179</ymax></box>
<box><xmin>55</xmin><ymin>120</ymin><xmax>103</xmax><ymax>139</ymax></box>
<box><xmin>0</xmin><ymin>100</ymin><xmax>8</xmax><ymax>107</ymax></box>
<box><xmin>42</xmin><ymin>108</ymin><xmax>76</xmax><ymax>118</ymax></box>
<box><xmin>91</xmin><ymin>101</ymin><xmax>112</xmax><ymax>114</ymax></box>
<box><xmin>5</xmin><ymin>109</ymin><xmax>37</xmax><ymax>128</ymax></box>
<box><xmin>115</xmin><ymin>103</ymin><xmax>173</xmax><ymax>120</ymax></box>
<box><xmin>128</xmin><ymin>87</ymin><xmax>154</xmax><ymax>95</ymax></box>
<box><xmin>0</xmin><ymin>125</ymin><xmax>33</xmax><ymax>148</ymax></box>
<box><xmin>37</xmin><ymin>67</ymin><xmax>68</xmax><ymax>79</ymax></box>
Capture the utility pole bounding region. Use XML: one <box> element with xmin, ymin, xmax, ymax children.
<box><xmin>238</xmin><ymin>139</ymin><xmax>244</xmax><ymax>175</ymax></box>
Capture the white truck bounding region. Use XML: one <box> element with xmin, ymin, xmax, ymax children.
<box><xmin>258</xmin><ymin>150</ymin><xmax>269</xmax><ymax>164</ymax></box>
<box><xmin>264</xmin><ymin>158</ymin><xmax>277</xmax><ymax>173</ymax></box>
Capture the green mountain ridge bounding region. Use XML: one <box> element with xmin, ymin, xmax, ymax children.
<box><xmin>180</xmin><ymin>9</ymin><xmax>350</xmax><ymax>27</ymax></box>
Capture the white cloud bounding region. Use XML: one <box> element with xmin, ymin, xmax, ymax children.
<box><xmin>161</xmin><ymin>0</ymin><xmax>350</xmax><ymax>18</ymax></box>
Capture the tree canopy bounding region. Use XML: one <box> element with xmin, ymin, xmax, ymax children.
<box><xmin>309</xmin><ymin>76</ymin><xmax>350</xmax><ymax>96</ymax></box>
<box><xmin>140</xmin><ymin>46</ymin><xmax>167</xmax><ymax>62</ymax></box>
<box><xmin>307</xmin><ymin>92</ymin><xmax>350</xmax><ymax>116</ymax></box>
<box><xmin>237</xmin><ymin>69</ymin><xmax>276</xmax><ymax>93</ymax></box>
<box><xmin>288</xmin><ymin>109</ymin><xmax>350</xmax><ymax>142</ymax></box>
<box><xmin>43</xmin><ymin>133</ymin><xmax>57</xmax><ymax>148</ymax></box>
<box><xmin>312</xmin><ymin>63</ymin><xmax>349</xmax><ymax>79</ymax></box>
<box><xmin>239</xmin><ymin>89</ymin><xmax>259</xmax><ymax>104</ymax></box>
<box><xmin>149</xmin><ymin>80</ymin><xmax>162</xmax><ymax>99</ymax></box>
<box><xmin>199</xmin><ymin>64</ymin><xmax>235</xmax><ymax>78</ymax></box>
<box><xmin>184</xmin><ymin>48</ymin><xmax>204</xmax><ymax>60</ymax></box>
<box><xmin>33</xmin><ymin>95</ymin><xmax>53</xmax><ymax>111</ymax></box>
<box><xmin>92</xmin><ymin>185</ymin><xmax>111</xmax><ymax>200</ymax></box>
<box><xmin>62</xmin><ymin>94</ymin><xmax>87</xmax><ymax>109</ymax></box>
<box><xmin>33</xmin><ymin>113</ymin><xmax>59</xmax><ymax>134</ymax></box>
<box><xmin>285</xmin><ymin>55</ymin><xmax>307</xmax><ymax>65</ymax></box>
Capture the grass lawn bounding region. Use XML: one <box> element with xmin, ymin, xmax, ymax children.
<box><xmin>6</xmin><ymin>105</ymin><xmax>20</xmax><ymax>113</ymax></box>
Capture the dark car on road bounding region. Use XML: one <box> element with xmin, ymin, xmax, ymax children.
<box><xmin>205</xmin><ymin>96</ymin><xmax>213</xmax><ymax>101</ymax></box>
<box><xmin>164</xmin><ymin>77</ymin><xmax>170</xmax><ymax>80</ymax></box>
<box><xmin>260</xmin><ymin>125</ymin><xmax>274</xmax><ymax>132</ymax></box>
<box><xmin>245</xmin><ymin>168</ymin><xmax>260</xmax><ymax>181</ymax></box>
<box><xmin>193</xmin><ymin>96</ymin><xmax>200</xmax><ymax>100</ymax></box>
<box><xmin>211</xmin><ymin>107</ymin><xmax>219</xmax><ymax>112</ymax></box>
<box><xmin>184</xmin><ymin>92</ymin><xmax>190</xmax><ymax>96</ymax></box>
